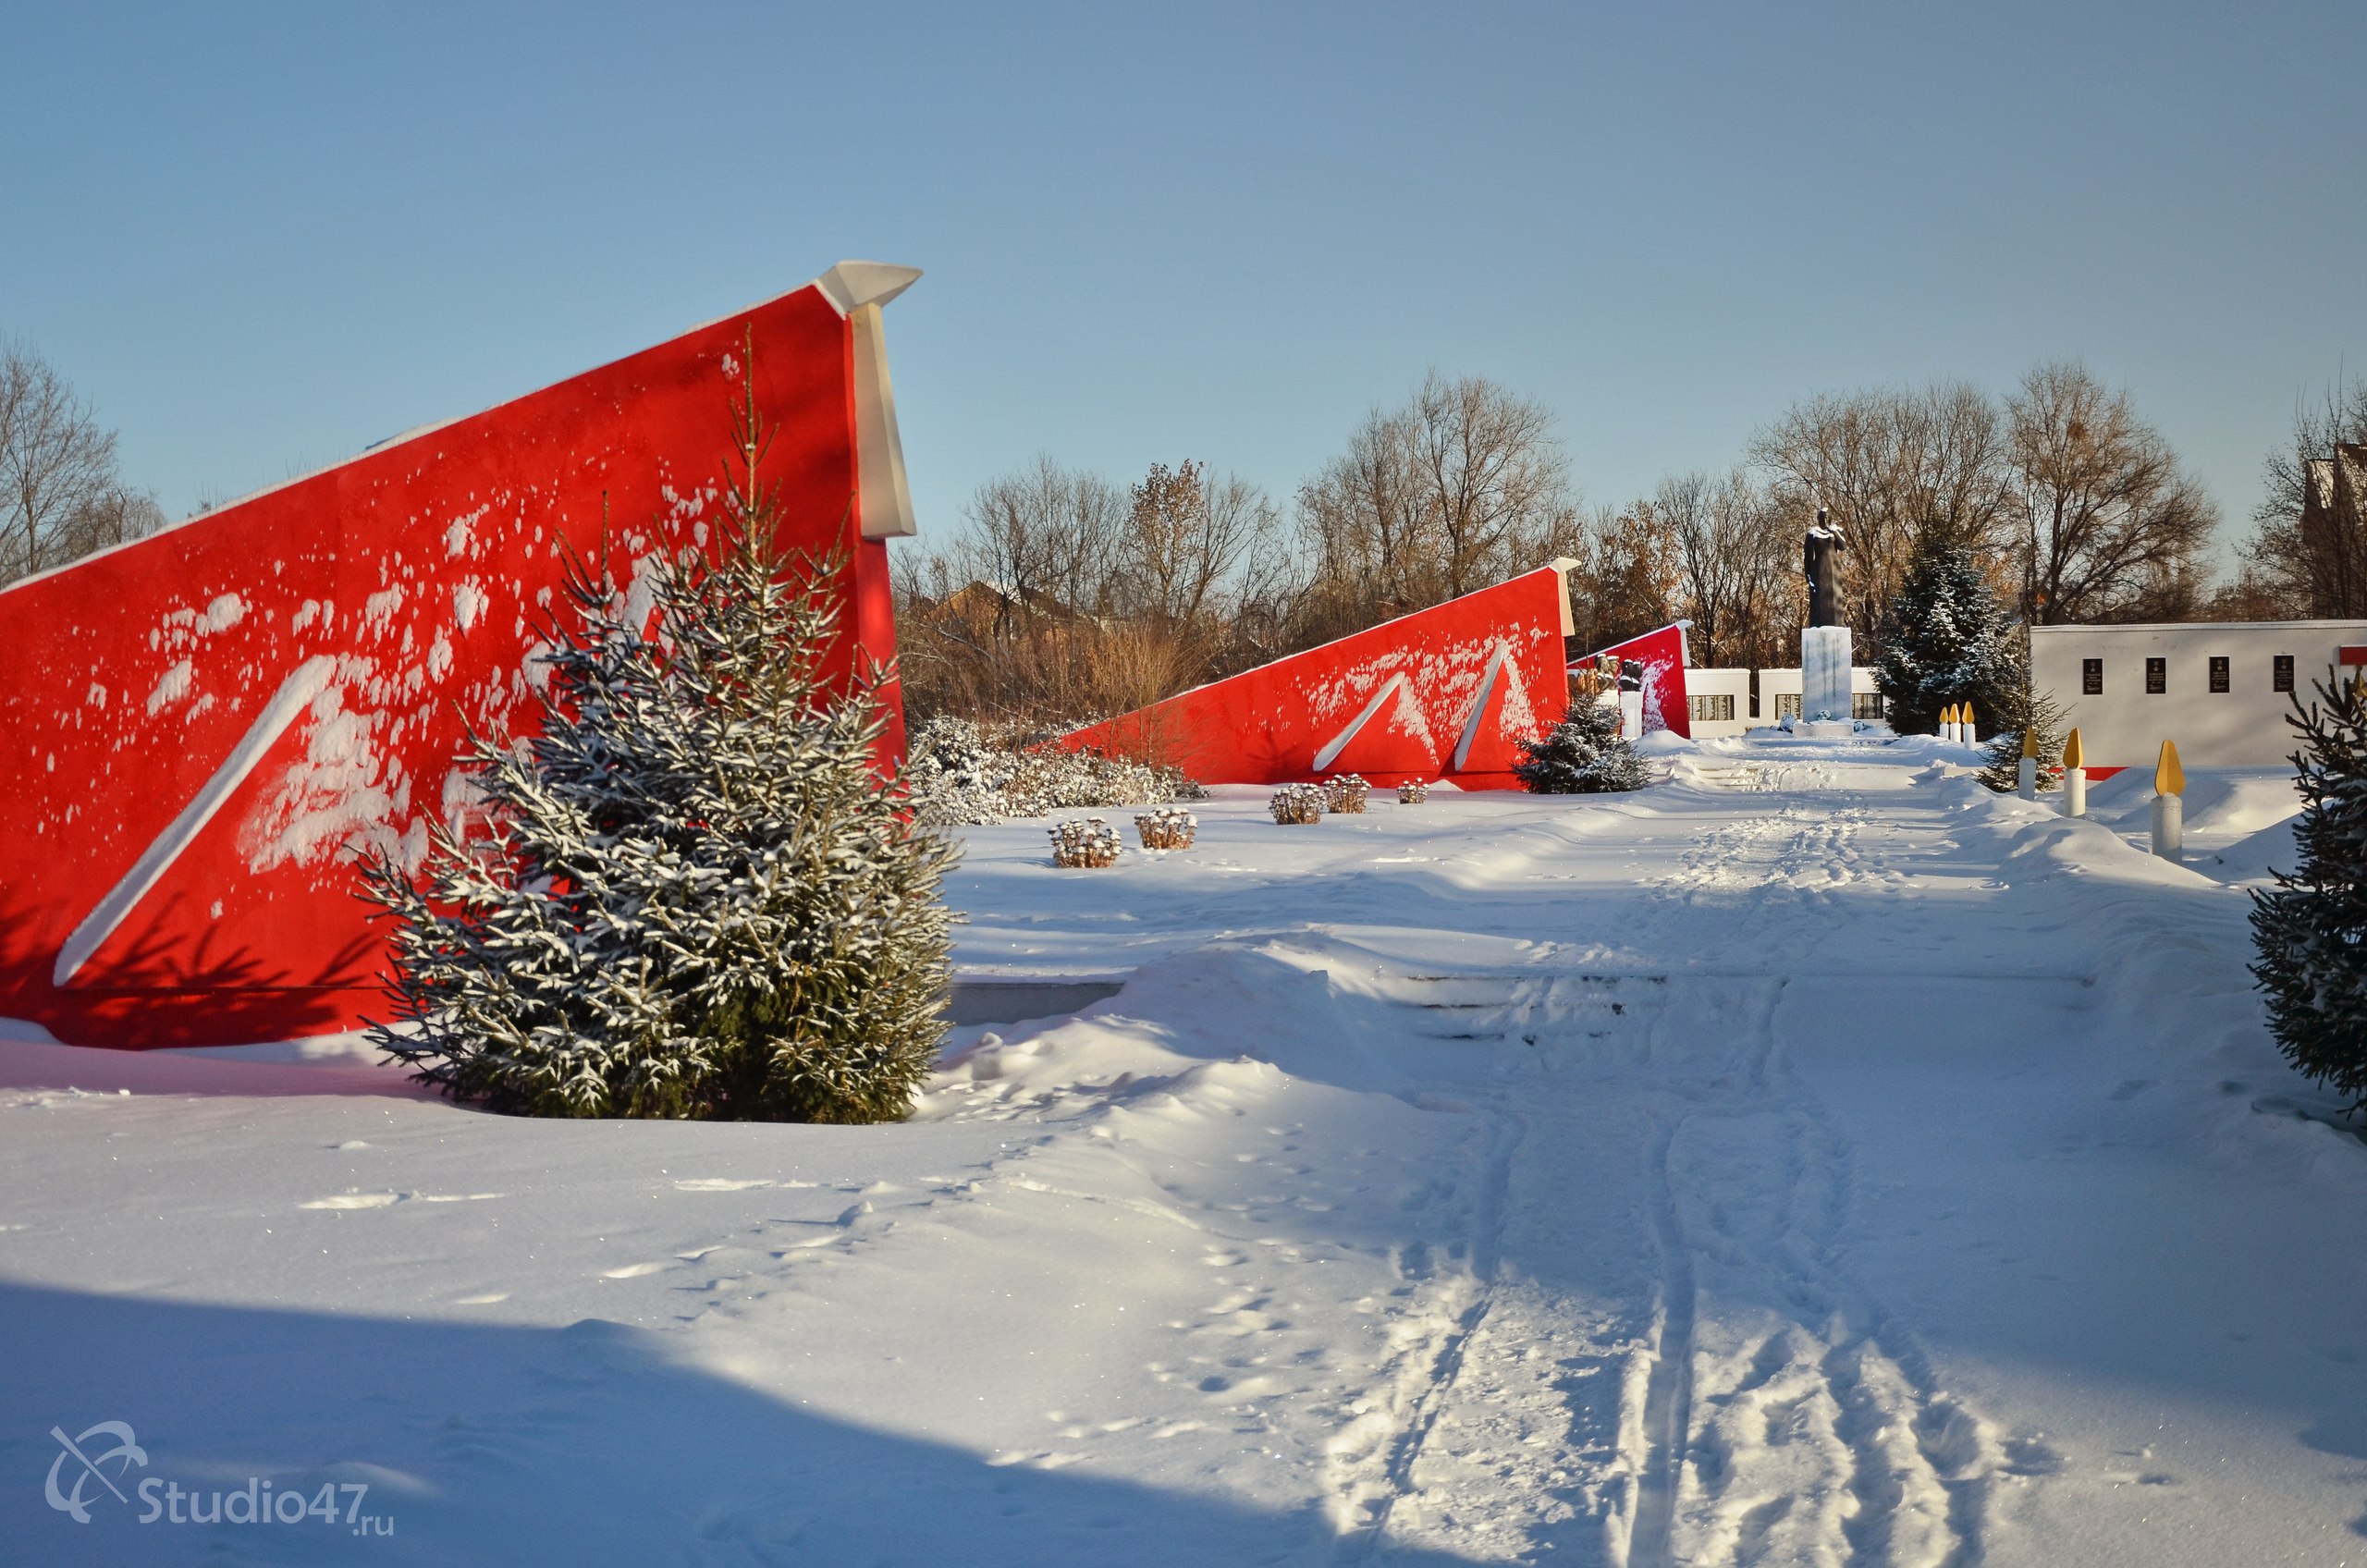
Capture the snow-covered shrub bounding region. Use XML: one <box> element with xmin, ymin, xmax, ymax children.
<box><xmin>2250</xmin><ymin>671</ymin><xmax>2367</xmax><ymax>1109</ymax></box>
<box><xmin>898</xmin><ymin>717</ymin><xmax>1012</xmax><ymax>827</ymax></box>
<box><xmin>1875</xmin><ymin>539</ymin><xmax>2022</xmax><ymax>736</ymax></box>
<box><xmin>359</xmin><ymin>402</ymin><xmax>957</xmax><ymax>1124</ymax></box>
<box><xmin>904</xmin><ymin>717</ymin><xmax>1201</xmax><ymax>826</ymax></box>
<box><xmin>1514</xmin><ymin>702</ymin><xmax>1650</xmax><ymax>793</ymax></box>
<box><xmin>1324</xmin><ymin>774</ymin><xmax>1369</xmax><ymax>814</ymax></box>
<box><xmin>1049</xmin><ymin>817</ymin><xmax>1122</xmax><ymax>867</ymax></box>
<box><xmin>1397</xmin><ymin>780</ymin><xmax>1429</xmax><ymax>805</ymax></box>
<box><xmin>1269</xmin><ymin>783</ymin><xmax>1327</xmax><ymax>824</ymax></box>
<box><xmin>1134</xmin><ymin>808</ymin><xmax>1196</xmax><ymax>850</ymax></box>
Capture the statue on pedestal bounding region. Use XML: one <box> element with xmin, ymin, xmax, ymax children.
<box><xmin>1799</xmin><ymin>510</ymin><xmax>1854</xmax><ymax>731</ymax></box>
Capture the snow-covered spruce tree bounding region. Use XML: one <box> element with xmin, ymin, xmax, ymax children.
<box><xmin>1977</xmin><ymin>681</ymin><xmax>2068</xmax><ymax>793</ymax></box>
<box><xmin>1515</xmin><ymin>700</ymin><xmax>1651</xmax><ymax>793</ymax></box>
<box><xmin>1874</xmin><ymin>538</ymin><xmax>2021</xmax><ymax>736</ymax></box>
<box><xmin>2250</xmin><ymin>670</ymin><xmax>2367</xmax><ymax>1110</ymax></box>
<box><xmin>361</xmin><ymin>398</ymin><xmax>957</xmax><ymax>1123</ymax></box>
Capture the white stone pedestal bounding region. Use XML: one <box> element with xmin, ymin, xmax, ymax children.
<box><xmin>1801</xmin><ymin>624</ymin><xmax>1853</xmax><ymax>726</ymax></box>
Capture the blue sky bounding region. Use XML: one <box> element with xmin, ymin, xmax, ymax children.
<box><xmin>5</xmin><ymin>3</ymin><xmax>2361</xmax><ymax>566</ymax></box>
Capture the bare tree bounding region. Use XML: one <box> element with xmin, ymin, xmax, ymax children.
<box><xmin>1749</xmin><ymin>382</ymin><xmax>2011</xmax><ymax>644</ymax></box>
<box><xmin>1570</xmin><ymin>501</ymin><xmax>1681</xmax><ymax>654</ymax></box>
<box><xmin>57</xmin><ymin>483</ymin><xmax>168</xmax><ymax>564</ymax></box>
<box><xmin>1295</xmin><ymin>400</ymin><xmax>1440</xmax><ymax>631</ymax></box>
<box><xmin>1653</xmin><ymin>468</ymin><xmax>1800</xmax><ymax>668</ymax></box>
<box><xmin>1294</xmin><ymin>372</ymin><xmax>1579</xmax><ymax>644</ymax></box>
<box><xmin>2238</xmin><ymin>376</ymin><xmax>2367</xmax><ymax>618</ymax></box>
<box><xmin>1110</xmin><ymin>460</ymin><xmax>1282</xmax><ymax>631</ymax></box>
<box><xmin>956</xmin><ymin>455</ymin><xmax>1126</xmax><ymax>623</ymax></box>
<box><xmin>2005</xmin><ymin>361</ymin><xmax>2218</xmax><ymax>624</ymax></box>
<box><xmin>0</xmin><ymin>341</ymin><xmax>156</xmax><ymax>583</ymax></box>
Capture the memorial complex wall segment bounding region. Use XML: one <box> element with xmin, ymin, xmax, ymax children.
<box><xmin>1054</xmin><ymin>563</ymin><xmax>1579</xmax><ymax>790</ymax></box>
<box><xmin>1570</xmin><ymin>622</ymin><xmax>1691</xmax><ymax>740</ymax></box>
<box><xmin>0</xmin><ymin>262</ymin><xmax>922</xmax><ymax>1049</ymax></box>
<box><xmin>2032</xmin><ymin>619</ymin><xmax>2367</xmax><ymax>768</ymax></box>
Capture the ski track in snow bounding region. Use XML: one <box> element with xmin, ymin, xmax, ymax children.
<box><xmin>1318</xmin><ymin>758</ymin><xmax>2005</xmax><ymax>1567</ymax></box>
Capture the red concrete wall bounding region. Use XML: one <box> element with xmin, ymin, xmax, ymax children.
<box><xmin>1574</xmin><ymin>623</ymin><xmax>1692</xmax><ymax>739</ymax></box>
<box><xmin>1056</xmin><ymin>566</ymin><xmax>1575</xmax><ymax>789</ymax></box>
<box><xmin>0</xmin><ymin>278</ymin><xmax>899</xmax><ymax>1048</ymax></box>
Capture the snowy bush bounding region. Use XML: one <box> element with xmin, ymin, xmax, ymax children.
<box><xmin>1269</xmin><ymin>783</ymin><xmax>1327</xmax><ymax>824</ymax></box>
<box><xmin>1324</xmin><ymin>774</ymin><xmax>1370</xmax><ymax>814</ymax></box>
<box><xmin>360</xmin><ymin>406</ymin><xmax>957</xmax><ymax>1124</ymax></box>
<box><xmin>2250</xmin><ymin>671</ymin><xmax>2367</xmax><ymax>1110</ymax></box>
<box><xmin>1397</xmin><ymin>780</ymin><xmax>1429</xmax><ymax>804</ymax></box>
<box><xmin>1049</xmin><ymin>817</ymin><xmax>1123</xmax><ymax>868</ymax></box>
<box><xmin>1134</xmin><ymin>808</ymin><xmax>1196</xmax><ymax>850</ymax></box>
<box><xmin>1875</xmin><ymin>539</ymin><xmax>2023</xmax><ymax>736</ymax></box>
<box><xmin>904</xmin><ymin>717</ymin><xmax>1201</xmax><ymax>826</ymax></box>
<box><xmin>1514</xmin><ymin>701</ymin><xmax>1650</xmax><ymax>794</ymax></box>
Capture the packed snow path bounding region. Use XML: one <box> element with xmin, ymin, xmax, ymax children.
<box><xmin>4</xmin><ymin>737</ymin><xmax>2362</xmax><ymax>1566</ymax></box>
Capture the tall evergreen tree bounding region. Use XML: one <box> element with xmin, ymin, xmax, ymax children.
<box><xmin>1514</xmin><ymin>701</ymin><xmax>1650</xmax><ymax>793</ymax></box>
<box><xmin>1873</xmin><ymin>538</ymin><xmax>2021</xmax><ymax>734</ymax></box>
<box><xmin>362</xmin><ymin>389</ymin><xmax>957</xmax><ymax>1122</ymax></box>
<box><xmin>2250</xmin><ymin>671</ymin><xmax>2367</xmax><ymax>1110</ymax></box>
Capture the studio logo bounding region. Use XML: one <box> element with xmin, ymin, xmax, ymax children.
<box><xmin>45</xmin><ymin>1421</ymin><xmax>148</xmax><ymax>1524</ymax></box>
<box><xmin>40</xmin><ymin>1419</ymin><xmax>394</xmax><ymax>1537</ymax></box>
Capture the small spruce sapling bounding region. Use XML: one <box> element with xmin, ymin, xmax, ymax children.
<box><xmin>1978</xmin><ymin>684</ymin><xmax>2068</xmax><ymax>794</ymax></box>
<box><xmin>361</xmin><ymin>380</ymin><xmax>958</xmax><ymax>1122</ymax></box>
<box><xmin>2249</xmin><ymin>669</ymin><xmax>2367</xmax><ymax>1112</ymax></box>
<box><xmin>1514</xmin><ymin>700</ymin><xmax>1651</xmax><ymax>794</ymax></box>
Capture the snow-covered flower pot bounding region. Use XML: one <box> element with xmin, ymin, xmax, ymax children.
<box><xmin>1049</xmin><ymin>817</ymin><xmax>1123</xmax><ymax>867</ymax></box>
<box><xmin>1269</xmin><ymin>783</ymin><xmax>1327</xmax><ymax>825</ymax></box>
<box><xmin>1323</xmin><ymin>774</ymin><xmax>1370</xmax><ymax>814</ymax></box>
<box><xmin>1134</xmin><ymin>808</ymin><xmax>1197</xmax><ymax>850</ymax></box>
<box><xmin>1396</xmin><ymin>780</ymin><xmax>1429</xmax><ymax>805</ymax></box>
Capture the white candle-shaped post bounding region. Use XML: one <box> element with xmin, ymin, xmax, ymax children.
<box><xmin>2151</xmin><ymin>738</ymin><xmax>2184</xmax><ymax>863</ymax></box>
<box><xmin>1961</xmin><ymin>702</ymin><xmax>1978</xmax><ymax>747</ymax></box>
<box><xmin>2017</xmin><ymin>724</ymin><xmax>2038</xmax><ymax>799</ymax></box>
<box><xmin>1941</xmin><ymin>703</ymin><xmax>1957</xmax><ymax>744</ymax></box>
<box><xmin>2062</xmin><ymin>728</ymin><xmax>2086</xmax><ymax>817</ymax></box>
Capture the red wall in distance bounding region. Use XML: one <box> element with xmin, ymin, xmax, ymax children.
<box><xmin>0</xmin><ymin>275</ymin><xmax>903</xmax><ymax>1049</ymax></box>
<box><xmin>1056</xmin><ymin>566</ymin><xmax>1576</xmax><ymax>789</ymax></box>
<box><xmin>1575</xmin><ymin>623</ymin><xmax>1692</xmax><ymax>739</ymax></box>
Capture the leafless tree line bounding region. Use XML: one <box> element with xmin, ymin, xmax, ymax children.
<box><xmin>1</xmin><ymin>341</ymin><xmax>165</xmax><ymax>585</ymax></box>
<box><xmin>897</xmin><ymin>360</ymin><xmax>2231</xmax><ymax>726</ymax></box>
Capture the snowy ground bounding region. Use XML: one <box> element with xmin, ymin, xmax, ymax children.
<box><xmin>5</xmin><ymin>735</ymin><xmax>2363</xmax><ymax>1566</ymax></box>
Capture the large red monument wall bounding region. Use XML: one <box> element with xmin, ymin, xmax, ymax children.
<box><xmin>1057</xmin><ymin>564</ymin><xmax>1577</xmax><ymax>789</ymax></box>
<box><xmin>0</xmin><ymin>263</ymin><xmax>922</xmax><ymax>1049</ymax></box>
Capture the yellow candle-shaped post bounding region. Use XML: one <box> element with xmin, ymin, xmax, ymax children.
<box><xmin>2062</xmin><ymin>728</ymin><xmax>2086</xmax><ymax>817</ymax></box>
<box><xmin>2017</xmin><ymin>722</ymin><xmax>2039</xmax><ymax>799</ymax></box>
<box><xmin>2151</xmin><ymin>738</ymin><xmax>2184</xmax><ymax>863</ymax></box>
